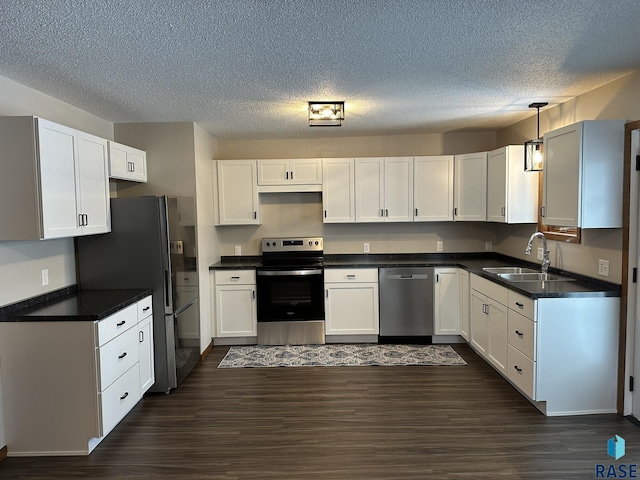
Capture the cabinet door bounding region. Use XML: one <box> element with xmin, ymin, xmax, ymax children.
<box><xmin>215</xmin><ymin>284</ymin><xmax>257</xmax><ymax>337</ymax></box>
<box><xmin>290</xmin><ymin>158</ymin><xmax>322</xmax><ymax>185</ymax></box>
<box><xmin>323</xmin><ymin>158</ymin><xmax>355</xmax><ymax>223</ymax></box>
<box><xmin>542</xmin><ymin>124</ymin><xmax>581</xmax><ymax>227</ymax></box>
<box><xmin>355</xmin><ymin>158</ymin><xmax>384</xmax><ymax>222</ymax></box>
<box><xmin>217</xmin><ymin>160</ymin><xmax>260</xmax><ymax>225</ymax></box>
<box><xmin>77</xmin><ymin>132</ymin><xmax>110</xmax><ymax>235</ymax></box>
<box><xmin>325</xmin><ymin>283</ymin><xmax>379</xmax><ymax>335</ymax></box>
<box><xmin>257</xmin><ymin>159</ymin><xmax>289</xmax><ymax>185</ymax></box>
<box><xmin>384</xmin><ymin>157</ymin><xmax>414</xmax><ymax>222</ymax></box>
<box><xmin>454</xmin><ymin>152</ymin><xmax>487</xmax><ymax>221</ymax></box>
<box><xmin>459</xmin><ymin>269</ymin><xmax>470</xmax><ymax>341</ymax></box>
<box><xmin>37</xmin><ymin>119</ymin><xmax>81</xmax><ymax>239</ymax></box>
<box><xmin>414</xmin><ymin>156</ymin><xmax>454</xmax><ymax>221</ymax></box>
<box><xmin>487</xmin><ymin>298</ymin><xmax>508</xmax><ymax>374</ymax></box>
<box><xmin>107</xmin><ymin>141</ymin><xmax>147</xmax><ymax>182</ymax></box>
<box><xmin>486</xmin><ymin>148</ymin><xmax>507</xmax><ymax>222</ymax></box>
<box><xmin>470</xmin><ymin>290</ymin><xmax>488</xmax><ymax>357</ymax></box>
<box><xmin>138</xmin><ymin>313</ymin><xmax>155</xmax><ymax>395</ymax></box>
<box><xmin>434</xmin><ymin>268</ymin><xmax>461</xmax><ymax>335</ymax></box>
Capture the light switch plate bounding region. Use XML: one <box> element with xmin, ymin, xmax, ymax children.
<box><xmin>537</xmin><ymin>247</ymin><xmax>544</xmax><ymax>261</ymax></box>
<box><xmin>363</xmin><ymin>243</ymin><xmax>370</xmax><ymax>253</ymax></box>
<box><xmin>234</xmin><ymin>245</ymin><xmax>242</xmax><ymax>256</ymax></box>
<box><xmin>41</xmin><ymin>269</ymin><xmax>49</xmax><ymax>286</ymax></box>
<box><xmin>436</xmin><ymin>241</ymin><xmax>443</xmax><ymax>252</ymax></box>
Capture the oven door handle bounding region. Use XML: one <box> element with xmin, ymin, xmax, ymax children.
<box><xmin>257</xmin><ymin>269</ymin><xmax>323</xmax><ymax>276</ymax></box>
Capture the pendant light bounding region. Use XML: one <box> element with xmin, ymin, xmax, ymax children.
<box><xmin>524</xmin><ymin>102</ymin><xmax>548</xmax><ymax>171</ymax></box>
<box><xmin>308</xmin><ymin>101</ymin><xmax>345</xmax><ymax>126</ymax></box>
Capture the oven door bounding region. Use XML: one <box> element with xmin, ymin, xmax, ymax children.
<box><xmin>256</xmin><ymin>268</ymin><xmax>324</xmax><ymax>322</ymax></box>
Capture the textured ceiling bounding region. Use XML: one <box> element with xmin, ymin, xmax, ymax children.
<box><xmin>0</xmin><ymin>0</ymin><xmax>639</xmax><ymax>140</ymax></box>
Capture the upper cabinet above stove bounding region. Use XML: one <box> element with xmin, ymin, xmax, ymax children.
<box><xmin>257</xmin><ymin>158</ymin><xmax>322</xmax><ymax>192</ymax></box>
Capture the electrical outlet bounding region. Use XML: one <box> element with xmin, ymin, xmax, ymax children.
<box><xmin>598</xmin><ymin>259</ymin><xmax>610</xmax><ymax>277</ymax></box>
<box><xmin>234</xmin><ymin>245</ymin><xmax>242</xmax><ymax>256</ymax></box>
<box><xmin>363</xmin><ymin>243</ymin><xmax>370</xmax><ymax>253</ymax></box>
<box><xmin>485</xmin><ymin>241</ymin><xmax>492</xmax><ymax>251</ymax></box>
<box><xmin>436</xmin><ymin>241</ymin><xmax>443</xmax><ymax>252</ymax></box>
<box><xmin>537</xmin><ymin>247</ymin><xmax>544</xmax><ymax>261</ymax></box>
<box><xmin>41</xmin><ymin>269</ymin><xmax>49</xmax><ymax>286</ymax></box>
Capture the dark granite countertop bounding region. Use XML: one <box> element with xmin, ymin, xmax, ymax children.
<box><xmin>209</xmin><ymin>252</ymin><xmax>621</xmax><ymax>299</ymax></box>
<box><xmin>0</xmin><ymin>287</ymin><xmax>152</xmax><ymax>322</ymax></box>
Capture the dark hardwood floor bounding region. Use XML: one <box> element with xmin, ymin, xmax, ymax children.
<box><xmin>1</xmin><ymin>343</ymin><xmax>638</xmax><ymax>479</ymax></box>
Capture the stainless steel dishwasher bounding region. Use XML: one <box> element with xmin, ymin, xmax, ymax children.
<box><xmin>378</xmin><ymin>267</ymin><xmax>434</xmax><ymax>343</ymax></box>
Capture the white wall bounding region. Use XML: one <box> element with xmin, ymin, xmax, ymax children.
<box><xmin>494</xmin><ymin>71</ymin><xmax>640</xmax><ymax>282</ymax></box>
<box><xmin>113</xmin><ymin>122</ymin><xmax>220</xmax><ymax>353</ymax></box>
<box><xmin>0</xmin><ymin>75</ymin><xmax>114</xmax><ymax>308</ymax></box>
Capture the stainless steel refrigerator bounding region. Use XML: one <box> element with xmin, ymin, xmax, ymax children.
<box><xmin>76</xmin><ymin>195</ymin><xmax>200</xmax><ymax>393</ymax></box>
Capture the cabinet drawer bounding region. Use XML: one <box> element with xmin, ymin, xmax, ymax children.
<box><xmin>325</xmin><ymin>268</ymin><xmax>378</xmax><ymax>283</ymax></box>
<box><xmin>101</xmin><ymin>364</ymin><xmax>141</xmax><ymax>435</ymax></box>
<box><xmin>470</xmin><ymin>274</ymin><xmax>508</xmax><ymax>305</ymax></box>
<box><xmin>97</xmin><ymin>303</ymin><xmax>138</xmax><ymax>346</ymax></box>
<box><xmin>507</xmin><ymin>345</ymin><xmax>535</xmax><ymax>399</ymax></box>
<box><xmin>508</xmin><ymin>290</ymin><xmax>535</xmax><ymax>320</ymax></box>
<box><xmin>214</xmin><ymin>270</ymin><xmax>256</xmax><ymax>285</ymax></box>
<box><xmin>137</xmin><ymin>295</ymin><xmax>153</xmax><ymax>321</ymax></box>
<box><xmin>98</xmin><ymin>326</ymin><xmax>140</xmax><ymax>391</ymax></box>
<box><xmin>176</xmin><ymin>271</ymin><xmax>198</xmax><ymax>286</ymax></box>
<box><xmin>507</xmin><ymin>310</ymin><xmax>536</xmax><ymax>360</ymax></box>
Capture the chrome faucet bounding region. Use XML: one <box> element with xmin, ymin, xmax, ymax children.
<box><xmin>525</xmin><ymin>232</ymin><xmax>550</xmax><ymax>274</ymax></box>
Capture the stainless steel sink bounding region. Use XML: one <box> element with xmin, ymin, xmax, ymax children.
<box><xmin>483</xmin><ymin>266</ymin><xmax>539</xmax><ymax>275</ymax></box>
<box><xmin>497</xmin><ymin>272</ymin><xmax>575</xmax><ymax>282</ymax></box>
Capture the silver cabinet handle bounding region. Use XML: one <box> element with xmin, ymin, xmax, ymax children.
<box><xmin>501</xmin><ymin>206</ymin><xmax>505</xmax><ymax>216</ymax></box>
<box><xmin>139</xmin><ymin>331</ymin><xmax>144</xmax><ymax>343</ymax></box>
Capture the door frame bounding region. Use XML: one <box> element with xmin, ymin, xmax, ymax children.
<box><xmin>621</xmin><ymin>120</ymin><xmax>640</xmax><ymax>415</ymax></box>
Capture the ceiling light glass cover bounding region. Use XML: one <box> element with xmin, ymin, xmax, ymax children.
<box><xmin>308</xmin><ymin>101</ymin><xmax>344</xmax><ymax>126</ymax></box>
<box><xmin>524</xmin><ymin>102</ymin><xmax>548</xmax><ymax>171</ymax></box>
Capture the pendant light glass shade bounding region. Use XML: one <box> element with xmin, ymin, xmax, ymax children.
<box><xmin>524</xmin><ymin>102</ymin><xmax>548</xmax><ymax>172</ymax></box>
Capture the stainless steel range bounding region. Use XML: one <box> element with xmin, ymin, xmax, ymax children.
<box><xmin>256</xmin><ymin>237</ymin><xmax>325</xmax><ymax>345</ymax></box>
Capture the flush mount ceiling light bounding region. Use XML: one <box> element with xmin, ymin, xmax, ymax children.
<box><xmin>308</xmin><ymin>101</ymin><xmax>345</xmax><ymax>127</ymax></box>
<box><xmin>524</xmin><ymin>102</ymin><xmax>548</xmax><ymax>172</ymax></box>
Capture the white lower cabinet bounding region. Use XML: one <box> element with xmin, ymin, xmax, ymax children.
<box><xmin>469</xmin><ymin>274</ymin><xmax>619</xmax><ymax>416</ymax></box>
<box><xmin>434</xmin><ymin>268</ymin><xmax>461</xmax><ymax>335</ymax></box>
<box><xmin>324</xmin><ymin>269</ymin><xmax>379</xmax><ymax>338</ymax></box>
<box><xmin>0</xmin><ymin>295</ymin><xmax>154</xmax><ymax>456</ymax></box>
<box><xmin>214</xmin><ymin>270</ymin><xmax>257</xmax><ymax>338</ymax></box>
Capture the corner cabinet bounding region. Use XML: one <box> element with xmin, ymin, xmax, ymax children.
<box><xmin>0</xmin><ymin>116</ymin><xmax>111</xmax><ymax>240</ymax></box>
<box><xmin>216</xmin><ymin>160</ymin><xmax>260</xmax><ymax>225</ymax></box>
<box><xmin>107</xmin><ymin>141</ymin><xmax>147</xmax><ymax>182</ymax></box>
<box><xmin>0</xmin><ymin>295</ymin><xmax>154</xmax><ymax>456</ymax></box>
<box><xmin>322</xmin><ymin>158</ymin><xmax>356</xmax><ymax>223</ymax></box>
<box><xmin>324</xmin><ymin>268</ymin><xmax>379</xmax><ymax>339</ymax></box>
<box><xmin>542</xmin><ymin>120</ymin><xmax>624</xmax><ymax>228</ymax></box>
<box><xmin>487</xmin><ymin>146</ymin><xmax>538</xmax><ymax>223</ymax></box>
<box><xmin>454</xmin><ymin>152</ymin><xmax>487</xmax><ymax>221</ymax></box>
<box><xmin>214</xmin><ymin>270</ymin><xmax>257</xmax><ymax>339</ymax></box>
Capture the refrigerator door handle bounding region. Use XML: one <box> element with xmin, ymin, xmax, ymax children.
<box><xmin>174</xmin><ymin>296</ymin><xmax>197</xmax><ymax>317</ymax></box>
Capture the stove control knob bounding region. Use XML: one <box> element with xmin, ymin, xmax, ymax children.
<box><xmin>266</xmin><ymin>242</ymin><xmax>271</xmax><ymax>247</ymax></box>
<box><xmin>308</xmin><ymin>241</ymin><xmax>313</xmax><ymax>246</ymax></box>
<box><xmin>315</xmin><ymin>241</ymin><xmax>319</xmax><ymax>246</ymax></box>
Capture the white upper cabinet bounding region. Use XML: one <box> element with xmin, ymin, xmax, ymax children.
<box><xmin>257</xmin><ymin>158</ymin><xmax>322</xmax><ymax>191</ymax></box>
<box><xmin>487</xmin><ymin>145</ymin><xmax>538</xmax><ymax>224</ymax></box>
<box><xmin>542</xmin><ymin>120</ymin><xmax>624</xmax><ymax>228</ymax></box>
<box><xmin>414</xmin><ymin>155</ymin><xmax>454</xmax><ymax>222</ymax></box>
<box><xmin>107</xmin><ymin>141</ymin><xmax>147</xmax><ymax>182</ymax></box>
<box><xmin>216</xmin><ymin>160</ymin><xmax>260</xmax><ymax>225</ymax></box>
<box><xmin>454</xmin><ymin>152</ymin><xmax>487</xmax><ymax>221</ymax></box>
<box><xmin>323</xmin><ymin>158</ymin><xmax>356</xmax><ymax>223</ymax></box>
<box><xmin>355</xmin><ymin>157</ymin><xmax>413</xmax><ymax>222</ymax></box>
<box><xmin>0</xmin><ymin>116</ymin><xmax>110</xmax><ymax>240</ymax></box>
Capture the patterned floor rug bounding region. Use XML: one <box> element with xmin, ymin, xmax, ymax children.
<box><xmin>217</xmin><ymin>344</ymin><xmax>466</xmax><ymax>368</ymax></box>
